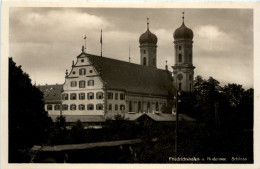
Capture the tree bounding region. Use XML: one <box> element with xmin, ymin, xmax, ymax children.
<box><xmin>71</xmin><ymin>120</ymin><xmax>85</xmax><ymax>143</ymax></box>
<box><xmin>9</xmin><ymin>58</ymin><xmax>52</xmax><ymax>162</ymax></box>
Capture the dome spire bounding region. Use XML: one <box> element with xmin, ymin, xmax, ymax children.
<box><xmin>182</xmin><ymin>11</ymin><xmax>185</xmax><ymax>24</ymax></box>
<box><xmin>147</xmin><ymin>17</ymin><xmax>149</xmax><ymax>30</ymax></box>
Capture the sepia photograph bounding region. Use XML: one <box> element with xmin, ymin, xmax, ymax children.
<box><xmin>1</xmin><ymin>2</ymin><xmax>259</xmax><ymax>168</ymax></box>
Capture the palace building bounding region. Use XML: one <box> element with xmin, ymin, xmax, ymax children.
<box><xmin>39</xmin><ymin>15</ymin><xmax>195</xmax><ymax>126</ymax></box>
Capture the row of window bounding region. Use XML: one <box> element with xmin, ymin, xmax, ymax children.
<box><xmin>62</xmin><ymin>92</ymin><xmax>103</xmax><ymax>100</ymax></box>
<box><xmin>107</xmin><ymin>92</ymin><xmax>125</xmax><ymax>100</ymax></box>
<box><xmin>75</xmin><ymin>68</ymin><xmax>93</xmax><ymax>75</ymax></box>
<box><xmin>143</xmin><ymin>57</ymin><xmax>156</xmax><ymax>66</ymax></box>
<box><xmin>71</xmin><ymin>80</ymin><xmax>94</xmax><ymax>88</ymax></box>
<box><xmin>47</xmin><ymin>104</ymin><xmax>103</xmax><ymax>111</ymax></box>
<box><xmin>47</xmin><ymin>104</ymin><xmax>126</xmax><ymax>111</ymax></box>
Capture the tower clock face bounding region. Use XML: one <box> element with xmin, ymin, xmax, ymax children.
<box><xmin>177</xmin><ymin>74</ymin><xmax>183</xmax><ymax>80</ymax></box>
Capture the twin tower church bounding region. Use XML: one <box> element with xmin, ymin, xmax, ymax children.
<box><xmin>39</xmin><ymin>14</ymin><xmax>196</xmax><ymax>125</ymax></box>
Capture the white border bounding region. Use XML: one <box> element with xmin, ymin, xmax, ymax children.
<box><xmin>1</xmin><ymin>2</ymin><xmax>260</xmax><ymax>169</ymax></box>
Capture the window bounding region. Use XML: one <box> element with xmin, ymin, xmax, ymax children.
<box><xmin>143</xmin><ymin>50</ymin><xmax>146</xmax><ymax>54</ymax></box>
<box><xmin>115</xmin><ymin>93</ymin><xmax>118</xmax><ymax>100</ymax></box>
<box><xmin>115</xmin><ymin>104</ymin><xmax>118</xmax><ymax>111</ymax></box>
<box><xmin>54</xmin><ymin>105</ymin><xmax>60</xmax><ymax>110</ymax></box>
<box><xmin>120</xmin><ymin>93</ymin><xmax>125</xmax><ymax>100</ymax></box>
<box><xmin>179</xmin><ymin>54</ymin><xmax>182</xmax><ymax>62</ymax></box>
<box><xmin>129</xmin><ymin>101</ymin><xmax>132</xmax><ymax>112</ymax></box>
<box><xmin>72</xmin><ymin>71</ymin><xmax>76</xmax><ymax>75</ymax></box>
<box><xmin>70</xmin><ymin>93</ymin><xmax>77</xmax><ymax>100</ymax></box>
<box><xmin>70</xmin><ymin>104</ymin><xmax>76</xmax><ymax>110</ymax></box>
<box><xmin>189</xmin><ymin>54</ymin><xmax>192</xmax><ymax>62</ymax></box>
<box><xmin>87</xmin><ymin>92</ymin><xmax>94</xmax><ymax>100</ymax></box>
<box><xmin>79</xmin><ymin>68</ymin><xmax>86</xmax><ymax>75</ymax></box>
<box><xmin>87</xmin><ymin>104</ymin><xmax>94</xmax><ymax>110</ymax></box>
<box><xmin>179</xmin><ymin>83</ymin><xmax>182</xmax><ymax>91</ymax></box>
<box><xmin>147</xmin><ymin>102</ymin><xmax>150</xmax><ymax>111</ymax></box>
<box><xmin>153</xmin><ymin>58</ymin><xmax>156</xmax><ymax>66</ymax></box>
<box><xmin>138</xmin><ymin>101</ymin><xmax>141</xmax><ymax>112</ymax></box>
<box><xmin>79</xmin><ymin>80</ymin><xmax>85</xmax><ymax>88</ymax></box>
<box><xmin>62</xmin><ymin>104</ymin><xmax>68</xmax><ymax>110</ymax></box>
<box><xmin>143</xmin><ymin>57</ymin><xmax>146</xmax><ymax>66</ymax></box>
<box><xmin>109</xmin><ymin>104</ymin><xmax>112</xmax><ymax>110</ymax></box>
<box><xmin>120</xmin><ymin>105</ymin><xmax>125</xmax><ymax>111</ymax></box>
<box><xmin>79</xmin><ymin>104</ymin><xmax>85</xmax><ymax>110</ymax></box>
<box><xmin>96</xmin><ymin>92</ymin><xmax>103</xmax><ymax>99</ymax></box>
<box><xmin>88</xmin><ymin>80</ymin><xmax>94</xmax><ymax>86</ymax></box>
<box><xmin>156</xmin><ymin>102</ymin><xmax>159</xmax><ymax>111</ymax></box>
<box><xmin>47</xmin><ymin>105</ymin><xmax>52</xmax><ymax>110</ymax></box>
<box><xmin>108</xmin><ymin>92</ymin><xmax>113</xmax><ymax>99</ymax></box>
<box><xmin>89</xmin><ymin>70</ymin><xmax>93</xmax><ymax>73</ymax></box>
<box><xmin>81</xmin><ymin>59</ymin><xmax>84</xmax><ymax>62</ymax></box>
<box><xmin>179</xmin><ymin>46</ymin><xmax>181</xmax><ymax>50</ymax></box>
<box><xmin>71</xmin><ymin>81</ymin><xmax>77</xmax><ymax>87</ymax></box>
<box><xmin>96</xmin><ymin>104</ymin><xmax>103</xmax><ymax>110</ymax></box>
<box><xmin>79</xmin><ymin>93</ymin><xmax>85</xmax><ymax>100</ymax></box>
<box><xmin>62</xmin><ymin>93</ymin><xmax>68</xmax><ymax>100</ymax></box>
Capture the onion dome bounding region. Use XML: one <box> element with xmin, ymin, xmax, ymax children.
<box><xmin>173</xmin><ymin>12</ymin><xmax>193</xmax><ymax>40</ymax></box>
<box><xmin>139</xmin><ymin>18</ymin><xmax>158</xmax><ymax>44</ymax></box>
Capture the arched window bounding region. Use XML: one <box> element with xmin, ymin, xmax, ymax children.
<box><xmin>70</xmin><ymin>93</ymin><xmax>77</xmax><ymax>100</ymax></box>
<box><xmin>87</xmin><ymin>104</ymin><xmax>94</xmax><ymax>110</ymax></box>
<box><xmin>138</xmin><ymin>101</ymin><xmax>141</xmax><ymax>112</ymax></box>
<box><xmin>87</xmin><ymin>92</ymin><xmax>94</xmax><ymax>100</ymax></box>
<box><xmin>179</xmin><ymin>46</ymin><xmax>182</xmax><ymax>50</ymax></box>
<box><xmin>120</xmin><ymin>105</ymin><xmax>125</xmax><ymax>111</ymax></box>
<box><xmin>179</xmin><ymin>53</ymin><xmax>182</xmax><ymax>62</ymax></box>
<box><xmin>143</xmin><ymin>50</ymin><xmax>146</xmax><ymax>54</ymax></box>
<box><xmin>88</xmin><ymin>80</ymin><xmax>94</xmax><ymax>86</ymax></box>
<box><xmin>79</xmin><ymin>104</ymin><xmax>85</xmax><ymax>110</ymax></box>
<box><xmin>143</xmin><ymin>57</ymin><xmax>146</xmax><ymax>66</ymax></box>
<box><xmin>156</xmin><ymin>102</ymin><xmax>159</xmax><ymax>111</ymax></box>
<box><xmin>70</xmin><ymin>104</ymin><xmax>76</xmax><ymax>110</ymax></box>
<box><xmin>62</xmin><ymin>93</ymin><xmax>68</xmax><ymax>100</ymax></box>
<box><xmin>79</xmin><ymin>68</ymin><xmax>86</xmax><ymax>75</ymax></box>
<box><xmin>47</xmin><ymin>105</ymin><xmax>52</xmax><ymax>110</ymax></box>
<box><xmin>62</xmin><ymin>104</ymin><xmax>68</xmax><ymax>110</ymax></box>
<box><xmin>79</xmin><ymin>93</ymin><xmax>85</xmax><ymax>100</ymax></box>
<box><xmin>179</xmin><ymin>83</ymin><xmax>182</xmax><ymax>91</ymax></box>
<box><xmin>153</xmin><ymin>58</ymin><xmax>156</xmax><ymax>66</ymax></box>
<box><xmin>129</xmin><ymin>101</ymin><xmax>132</xmax><ymax>112</ymax></box>
<box><xmin>96</xmin><ymin>104</ymin><xmax>103</xmax><ymax>110</ymax></box>
<box><xmin>79</xmin><ymin>80</ymin><xmax>85</xmax><ymax>88</ymax></box>
<box><xmin>54</xmin><ymin>105</ymin><xmax>60</xmax><ymax>110</ymax></box>
<box><xmin>189</xmin><ymin>54</ymin><xmax>192</xmax><ymax>62</ymax></box>
<box><xmin>71</xmin><ymin>81</ymin><xmax>77</xmax><ymax>87</ymax></box>
<box><xmin>96</xmin><ymin>92</ymin><xmax>103</xmax><ymax>99</ymax></box>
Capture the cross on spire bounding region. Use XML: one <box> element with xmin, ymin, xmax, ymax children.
<box><xmin>147</xmin><ymin>17</ymin><xmax>149</xmax><ymax>29</ymax></box>
<box><xmin>182</xmin><ymin>11</ymin><xmax>185</xmax><ymax>24</ymax></box>
<box><xmin>84</xmin><ymin>34</ymin><xmax>87</xmax><ymax>52</ymax></box>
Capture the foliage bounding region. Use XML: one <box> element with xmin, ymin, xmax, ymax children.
<box><xmin>9</xmin><ymin>58</ymin><xmax>52</xmax><ymax>162</ymax></box>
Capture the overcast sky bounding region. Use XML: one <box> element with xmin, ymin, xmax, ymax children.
<box><xmin>9</xmin><ymin>8</ymin><xmax>253</xmax><ymax>89</ymax></box>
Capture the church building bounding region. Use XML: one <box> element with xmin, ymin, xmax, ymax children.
<box><xmin>39</xmin><ymin>14</ymin><xmax>195</xmax><ymax>126</ymax></box>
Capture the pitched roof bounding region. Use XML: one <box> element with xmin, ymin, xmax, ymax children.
<box><xmin>105</xmin><ymin>113</ymin><xmax>195</xmax><ymax>122</ymax></box>
<box><xmin>38</xmin><ymin>84</ymin><xmax>63</xmax><ymax>103</ymax></box>
<box><xmin>84</xmin><ymin>53</ymin><xmax>174</xmax><ymax>96</ymax></box>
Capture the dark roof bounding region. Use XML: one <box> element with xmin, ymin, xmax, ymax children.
<box><xmin>50</xmin><ymin>115</ymin><xmax>106</xmax><ymax>123</ymax></box>
<box><xmin>38</xmin><ymin>84</ymin><xmax>63</xmax><ymax>103</ymax></box>
<box><xmin>139</xmin><ymin>28</ymin><xmax>158</xmax><ymax>44</ymax></box>
<box><xmin>106</xmin><ymin>113</ymin><xmax>195</xmax><ymax>122</ymax></box>
<box><xmin>84</xmin><ymin>53</ymin><xmax>174</xmax><ymax>96</ymax></box>
<box><xmin>173</xmin><ymin>22</ymin><xmax>193</xmax><ymax>40</ymax></box>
